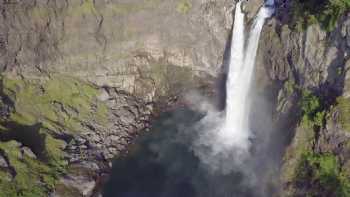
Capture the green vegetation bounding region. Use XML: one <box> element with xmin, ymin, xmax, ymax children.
<box><xmin>282</xmin><ymin>126</ymin><xmax>314</xmax><ymax>182</ymax></box>
<box><xmin>0</xmin><ymin>74</ymin><xmax>109</xmax><ymax>196</ymax></box>
<box><xmin>291</xmin><ymin>0</ymin><xmax>350</xmax><ymax>31</ymax></box>
<box><xmin>106</xmin><ymin>1</ymin><xmax>161</xmax><ymax>16</ymax></box>
<box><xmin>176</xmin><ymin>0</ymin><xmax>192</xmax><ymax>14</ymax></box>
<box><xmin>299</xmin><ymin>90</ymin><xmax>326</xmax><ymax>128</ymax></box>
<box><xmin>337</xmin><ymin>67</ymin><xmax>344</xmax><ymax>76</ymax></box>
<box><xmin>1</xmin><ymin>75</ymin><xmax>108</xmax><ymax>132</ymax></box>
<box><xmin>288</xmin><ymin>92</ymin><xmax>350</xmax><ymax>196</ymax></box>
<box><xmin>29</xmin><ymin>0</ymin><xmax>163</xmax><ymax>19</ymax></box>
<box><xmin>284</xmin><ymin>79</ymin><xmax>297</xmax><ymax>96</ymax></box>
<box><xmin>30</xmin><ymin>7</ymin><xmax>50</xmax><ymax>20</ymax></box>
<box><xmin>335</xmin><ymin>97</ymin><xmax>350</xmax><ymax>132</ymax></box>
<box><xmin>66</xmin><ymin>0</ymin><xmax>162</xmax><ymax>17</ymax></box>
<box><xmin>296</xmin><ymin>152</ymin><xmax>350</xmax><ymax>196</ymax></box>
<box><xmin>0</xmin><ymin>139</ymin><xmax>65</xmax><ymax>197</ymax></box>
<box><xmin>71</xmin><ymin>0</ymin><xmax>98</xmax><ymax>16</ymax></box>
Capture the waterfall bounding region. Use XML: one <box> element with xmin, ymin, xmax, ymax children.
<box><xmin>219</xmin><ymin>1</ymin><xmax>247</xmax><ymax>150</ymax></box>
<box><xmin>219</xmin><ymin>1</ymin><xmax>274</xmax><ymax>152</ymax></box>
<box><xmin>192</xmin><ymin>0</ymin><xmax>274</xmax><ymax>174</ymax></box>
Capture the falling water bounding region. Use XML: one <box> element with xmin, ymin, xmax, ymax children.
<box><xmin>219</xmin><ymin>0</ymin><xmax>247</xmax><ymax>150</ymax></box>
<box><xmin>219</xmin><ymin>1</ymin><xmax>274</xmax><ymax>153</ymax></box>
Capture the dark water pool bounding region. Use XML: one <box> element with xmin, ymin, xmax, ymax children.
<box><xmin>102</xmin><ymin>108</ymin><xmax>262</xmax><ymax>197</ymax></box>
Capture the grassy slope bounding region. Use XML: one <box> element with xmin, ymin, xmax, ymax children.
<box><xmin>0</xmin><ymin>74</ymin><xmax>108</xmax><ymax>197</ymax></box>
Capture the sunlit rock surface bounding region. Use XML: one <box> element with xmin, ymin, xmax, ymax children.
<box><xmin>0</xmin><ymin>0</ymin><xmax>234</xmax><ymax>196</ymax></box>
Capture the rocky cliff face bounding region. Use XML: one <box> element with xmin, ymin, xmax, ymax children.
<box><xmin>0</xmin><ymin>0</ymin><xmax>235</xmax><ymax>96</ymax></box>
<box><xmin>0</xmin><ymin>0</ymin><xmax>349</xmax><ymax>196</ymax></box>
<box><xmin>254</xmin><ymin>1</ymin><xmax>350</xmax><ymax>195</ymax></box>
<box><xmin>0</xmin><ymin>0</ymin><xmax>235</xmax><ymax>196</ymax></box>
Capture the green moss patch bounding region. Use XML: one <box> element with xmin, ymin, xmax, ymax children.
<box><xmin>0</xmin><ymin>74</ymin><xmax>110</xmax><ymax>196</ymax></box>
<box><xmin>30</xmin><ymin>7</ymin><xmax>50</xmax><ymax>20</ymax></box>
<box><xmin>284</xmin><ymin>79</ymin><xmax>297</xmax><ymax>97</ymax></box>
<box><xmin>1</xmin><ymin>75</ymin><xmax>108</xmax><ymax>133</ymax></box>
<box><xmin>67</xmin><ymin>0</ymin><xmax>98</xmax><ymax>17</ymax></box>
<box><xmin>290</xmin><ymin>0</ymin><xmax>350</xmax><ymax>31</ymax></box>
<box><xmin>0</xmin><ymin>123</ymin><xmax>46</xmax><ymax>159</ymax></box>
<box><xmin>299</xmin><ymin>90</ymin><xmax>326</xmax><ymax>129</ymax></box>
<box><xmin>0</xmin><ymin>138</ymin><xmax>65</xmax><ymax>197</ymax></box>
<box><xmin>0</xmin><ymin>121</ymin><xmax>67</xmax><ymax>197</ymax></box>
<box><xmin>295</xmin><ymin>152</ymin><xmax>350</xmax><ymax>196</ymax></box>
<box><xmin>176</xmin><ymin>0</ymin><xmax>192</xmax><ymax>14</ymax></box>
<box><xmin>336</xmin><ymin>97</ymin><xmax>350</xmax><ymax>132</ymax></box>
<box><xmin>105</xmin><ymin>1</ymin><xmax>161</xmax><ymax>16</ymax></box>
<box><xmin>66</xmin><ymin>0</ymin><xmax>161</xmax><ymax>17</ymax></box>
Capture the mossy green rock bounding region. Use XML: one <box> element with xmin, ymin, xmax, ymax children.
<box><xmin>0</xmin><ymin>139</ymin><xmax>64</xmax><ymax>197</ymax></box>
<box><xmin>281</xmin><ymin>92</ymin><xmax>350</xmax><ymax>196</ymax></box>
<box><xmin>289</xmin><ymin>0</ymin><xmax>350</xmax><ymax>31</ymax></box>
<box><xmin>1</xmin><ymin>74</ymin><xmax>108</xmax><ymax>133</ymax></box>
<box><xmin>0</xmin><ymin>74</ymin><xmax>109</xmax><ymax>196</ymax></box>
<box><xmin>294</xmin><ymin>153</ymin><xmax>350</xmax><ymax>196</ymax></box>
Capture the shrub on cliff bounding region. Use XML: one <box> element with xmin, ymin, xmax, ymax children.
<box><xmin>295</xmin><ymin>153</ymin><xmax>350</xmax><ymax>196</ymax></box>
<box><xmin>299</xmin><ymin>90</ymin><xmax>325</xmax><ymax>128</ymax></box>
<box><xmin>291</xmin><ymin>0</ymin><xmax>350</xmax><ymax>31</ymax></box>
